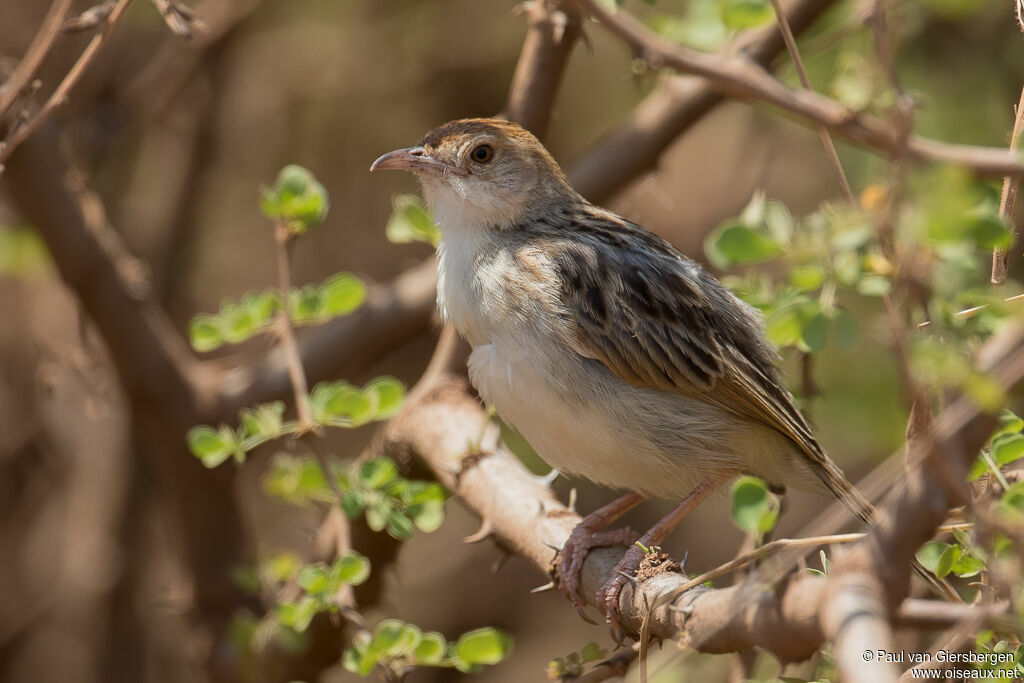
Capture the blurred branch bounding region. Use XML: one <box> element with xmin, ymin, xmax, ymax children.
<box><xmin>568</xmin><ymin>0</ymin><xmax>839</xmax><ymax>202</ymax></box>
<box><xmin>0</xmin><ymin>0</ymin><xmax>134</xmax><ymax>173</ymax></box>
<box><xmin>567</xmin><ymin>0</ymin><xmax>1024</xmax><ymax>189</ymax></box>
<box><xmin>504</xmin><ymin>0</ymin><xmax>582</xmax><ymax>139</ymax></box>
<box><xmin>991</xmin><ymin>86</ymin><xmax>1024</xmax><ymax>283</ymax></box>
<box><xmin>0</xmin><ymin>0</ymin><xmax>74</xmax><ymax>120</ymax></box>
<box><xmin>379</xmin><ymin>324</ymin><xmax>1024</xmax><ymax>665</ymax></box>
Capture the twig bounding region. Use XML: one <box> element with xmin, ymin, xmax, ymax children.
<box><xmin>150</xmin><ymin>0</ymin><xmax>207</xmax><ymax>39</ymax></box>
<box><xmin>767</xmin><ymin>0</ymin><xmax>855</xmax><ymax>202</ymax></box>
<box><xmin>0</xmin><ymin>0</ymin><xmax>134</xmax><ymax>173</ymax></box>
<box><xmin>917</xmin><ymin>292</ymin><xmax>1024</xmax><ymax>329</ymax></box>
<box><xmin>567</xmin><ymin>0</ymin><xmax>1024</xmax><ymax>178</ymax></box>
<box><xmin>271</xmin><ymin>223</ymin><xmax>313</xmax><ymax>428</ymax></box>
<box><xmin>991</xmin><ymin>86</ymin><xmax>1024</xmax><ymax>284</ymax></box>
<box><xmin>0</xmin><ymin>0</ymin><xmax>74</xmax><ymax>120</ymax></box>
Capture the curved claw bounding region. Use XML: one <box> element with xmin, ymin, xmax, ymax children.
<box><xmin>555</xmin><ymin>524</ymin><xmax>638</xmax><ymax>624</ymax></box>
<box><xmin>600</xmin><ymin>544</ymin><xmax>647</xmax><ymax>643</ymax></box>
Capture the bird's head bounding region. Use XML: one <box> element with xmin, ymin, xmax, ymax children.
<box><xmin>371</xmin><ymin>118</ymin><xmax>576</xmax><ymax>232</ymax></box>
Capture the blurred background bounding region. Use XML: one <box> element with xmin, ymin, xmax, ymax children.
<box><xmin>1</xmin><ymin>0</ymin><xmax>1023</xmax><ymax>681</ymax></box>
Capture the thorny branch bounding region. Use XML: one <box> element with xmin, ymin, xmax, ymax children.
<box><xmin>568</xmin><ymin>0</ymin><xmax>1024</xmax><ymax>178</ymax></box>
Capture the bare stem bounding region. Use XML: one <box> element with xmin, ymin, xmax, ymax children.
<box><xmin>272</xmin><ymin>223</ymin><xmax>313</xmax><ymax>428</ymax></box>
<box><xmin>0</xmin><ymin>0</ymin><xmax>134</xmax><ymax>172</ymax></box>
<box><xmin>0</xmin><ymin>0</ymin><xmax>74</xmax><ymax>120</ymax></box>
<box><xmin>767</xmin><ymin>0</ymin><xmax>855</xmax><ymax>202</ymax></box>
<box><xmin>992</xmin><ymin>85</ymin><xmax>1024</xmax><ymax>284</ymax></box>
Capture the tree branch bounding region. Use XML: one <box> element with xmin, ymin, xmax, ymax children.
<box><xmin>567</xmin><ymin>0</ymin><xmax>841</xmax><ymax>202</ymax></box>
<box><xmin>0</xmin><ymin>0</ymin><xmax>74</xmax><ymax>121</ymax></box>
<box><xmin>0</xmin><ymin>0</ymin><xmax>134</xmax><ymax>173</ymax></box>
<box><xmin>503</xmin><ymin>0</ymin><xmax>582</xmax><ymax>140</ymax></box>
<box><xmin>378</xmin><ymin>324</ymin><xmax>1024</xmax><ymax>666</ymax></box>
<box><xmin>567</xmin><ymin>0</ymin><xmax>1024</xmax><ymax>189</ymax></box>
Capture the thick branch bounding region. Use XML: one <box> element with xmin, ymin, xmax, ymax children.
<box><xmin>504</xmin><ymin>0</ymin><xmax>582</xmax><ymax>139</ymax></box>
<box><xmin>379</xmin><ymin>324</ymin><xmax>1024</xmax><ymax>663</ymax></box>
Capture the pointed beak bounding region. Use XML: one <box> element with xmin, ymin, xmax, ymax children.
<box><xmin>370</xmin><ymin>147</ymin><xmax>466</xmax><ymax>176</ymax></box>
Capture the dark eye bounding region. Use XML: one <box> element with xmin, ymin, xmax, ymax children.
<box><xmin>470</xmin><ymin>144</ymin><xmax>494</xmax><ymax>163</ymax></box>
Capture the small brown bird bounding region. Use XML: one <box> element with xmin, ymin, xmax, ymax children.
<box><xmin>371</xmin><ymin>118</ymin><xmax>902</xmax><ymax>632</ymax></box>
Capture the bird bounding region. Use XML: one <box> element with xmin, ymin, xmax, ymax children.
<box><xmin>370</xmin><ymin>117</ymin><xmax>943</xmax><ymax>635</ymax></box>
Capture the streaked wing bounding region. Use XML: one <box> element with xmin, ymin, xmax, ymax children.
<box><xmin>546</xmin><ymin>208</ymin><xmax>828</xmax><ymax>467</ymax></box>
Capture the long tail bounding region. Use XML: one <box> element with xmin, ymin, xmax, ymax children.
<box><xmin>810</xmin><ymin>456</ymin><xmax>963</xmax><ymax>603</ymax></box>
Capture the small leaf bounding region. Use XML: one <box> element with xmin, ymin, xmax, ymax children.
<box><xmin>386</xmin><ymin>195</ymin><xmax>440</xmax><ymax>246</ymax></box>
<box><xmin>856</xmin><ymin>274</ymin><xmax>892</xmax><ymax>297</ymax></box>
<box><xmin>321</xmin><ymin>274</ymin><xmax>366</xmax><ymax>316</ymax></box>
<box><xmin>360</xmin><ymin>459</ymin><xmax>399</xmax><ymax>489</ymax></box>
<box><xmin>453</xmin><ymin>627</ymin><xmax>513</xmax><ymax>666</ymax></box>
<box><xmin>789</xmin><ymin>265</ymin><xmax>827</xmax><ymax>291</ymax></box>
<box><xmin>386</xmin><ymin>511</ymin><xmax>415</xmax><ymax>540</ymax></box>
<box><xmin>935</xmin><ymin>544</ymin><xmax>962</xmax><ymax>578</ymax></box>
<box><xmin>363</xmin><ymin>377</ymin><xmax>405</xmax><ymax>418</ymax></box>
<box><xmin>580</xmin><ymin>643</ymin><xmax>607</xmax><ymax>663</ymax></box>
<box><xmin>413</xmin><ymin>632</ymin><xmax>447</xmax><ymax>664</ymax></box>
<box><xmin>189</xmin><ymin>315</ymin><xmax>223</xmax><ymax>352</ymax></box>
<box><xmin>277</xmin><ymin>596</ymin><xmax>318</xmax><ymax>632</ymax></box>
<box><xmin>706</xmin><ymin>223</ymin><xmax>783</xmax><ymax>268</ymax></box>
<box><xmin>333</xmin><ymin>552</ymin><xmax>371</xmax><ymax>586</ymax></box>
<box><xmin>297</xmin><ymin>563</ymin><xmax>333</xmax><ymax>596</ymax></box>
<box><xmin>800</xmin><ymin>311</ymin><xmax>829</xmax><ymax>353</ymax></box>
<box><xmin>916</xmin><ymin>541</ymin><xmax>951</xmax><ymax>574</ymax></box>
<box><xmin>992</xmin><ymin>433</ymin><xmax>1024</xmax><ymax>466</ymax></box>
<box><xmin>187</xmin><ymin>425</ymin><xmax>236</xmax><ymax>467</ymax></box>
<box><xmin>719</xmin><ymin>0</ymin><xmax>773</xmax><ymax>29</ymax></box>
<box><xmin>731</xmin><ymin>476</ymin><xmax>778</xmax><ymax>534</ymax></box>
<box><xmin>951</xmin><ymin>552</ymin><xmax>985</xmax><ymax>578</ymax></box>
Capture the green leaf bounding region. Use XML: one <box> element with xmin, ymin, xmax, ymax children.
<box><xmin>706</xmin><ymin>223</ymin><xmax>783</xmax><ymax>268</ymax></box>
<box><xmin>951</xmin><ymin>552</ymin><xmax>985</xmax><ymax>578</ymax></box>
<box><xmin>369</xmin><ymin>619</ymin><xmax>419</xmax><ymax>658</ymax></box>
<box><xmin>800</xmin><ymin>311</ymin><xmax>829</xmax><ymax>353</ymax></box>
<box><xmin>730</xmin><ymin>476</ymin><xmax>779</xmax><ymax>534</ymax></box>
<box><xmin>453</xmin><ymin>628</ymin><xmax>513</xmax><ymax>666</ymax></box>
<box><xmin>935</xmin><ymin>543</ymin><xmax>962</xmax><ymax>578</ymax></box>
<box><xmin>189</xmin><ymin>315</ymin><xmax>223</xmax><ymax>352</ymax></box>
<box><xmin>261</xmin><ymin>165</ymin><xmax>329</xmax><ymax>233</ymax></box>
<box><xmin>219</xmin><ymin>305</ymin><xmax>256</xmax><ymax>344</ymax></box>
<box><xmin>993</xmin><ymin>410</ymin><xmax>1024</xmax><ymax>440</ymax></box>
<box><xmin>187</xmin><ymin>425</ymin><xmax>236</xmax><ymax>468</ymax></box>
<box><xmin>413</xmin><ymin>632</ymin><xmax>447</xmax><ymax>664</ymax></box>
<box><xmin>765</xmin><ymin>302</ymin><xmax>805</xmax><ymax>348</ymax></box>
<box><xmin>580</xmin><ymin>643</ymin><xmax>607</xmax><ymax>663</ymax></box>
<box><xmin>386</xmin><ymin>194</ymin><xmax>440</xmax><ymax>247</ymax></box>
<box><xmin>333</xmin><ymin>552</ymin><xmax>371</xmax><ymax>586</ymax></box>
<box><xmin>320</xmin><ymin>274</ymin><xmax>366</xmax><ymax>317</ymax></box>
<box><xmin>992</xmin><ymin>433</ymin><xmax>1024</xmax><ymax>466</ymax></box>
<box><xmin>408</xmin><ymin>501</ymin><xmax>445</xmax><ymax>533</ymax></box>
<box><xmin>719</xmin><ymin>0</ymin><xmax>773</xmax><ymax>29</ymax></box>
<box><xmin>363</xmin><ymin>377</ymin><xmax>405</xmax><ymax>418</ymax></box>
<box><xmin>856</xmin><ymin>275</ymin><xmax>892</xmax><ymax>297</ymax></box>
<box><xmin>264</xmin><ymin>553</ymin><xmax>301</xmax><ymax>583</ymax></box>
<box><xmin>789</xmin><ymin>265</ymin><xmax>827</xmax><ymax>292</ymax></box>
<box><xmin>360</xmin><ymin>459</ymin><xmax>399</xmax><ymax>489</ymax></box>
<box><xmin>297</xmin><ymin>563</ymin><xmax>333</xmax><ymax>596</ymax></box>
<box><xmin>277</xmin><ymin>596</ymin><xmax>318</xmax><ymax>632</ymax></box>
<box><xmin>239</xmin><ymin>401</ymin><xmax>285</xmax><ymax>440</ymax></box>
<box><xmin>290</xmin><ymin>285</ymin><xmax>323</xmax><ymax>322</ymax></box>
<box><xmin>386</xmin><ymin>512</ymin><xmax>415</xmax><ymax>540</ymax></box>
<box><xmin>916</xmin><ymin>541</ymin><xmax>951</xmax><ymax>574</ymax></box>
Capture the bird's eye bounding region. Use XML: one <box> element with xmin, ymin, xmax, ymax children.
<box><xmin>470</xmin><ymin>144</ymin><xmax>494</xmax><ymax>163</ymax></box>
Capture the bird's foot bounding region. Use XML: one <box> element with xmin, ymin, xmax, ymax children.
<box><xmin>556</xmin><ymin>523</ymin><xmax>638</xmax><ymax>624</ymax></box>
<box><xmin>600</xmin><ymin>543</ymin><xmax>647</xmax><ymax>644</ymax></box>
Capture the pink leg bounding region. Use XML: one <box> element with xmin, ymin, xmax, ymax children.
<box><xmin>557</xmin><ymin>492</ymin><xmax>646</xmax><ymax>623</ymax></box>
<box><xmin>601</xmin><ymin>477</ymin><xmax>730</xmax><ymax>641</ymax></box>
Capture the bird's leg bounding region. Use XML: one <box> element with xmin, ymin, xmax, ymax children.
<box><xmin>601</xmin><ymin>476</ymin><xmax>728</xmax><ymax>642</ymax></box>
<box><xmin>556</xmin><ymin>491</ymin><xmax>645</xmax><ymax>622</ymax></box>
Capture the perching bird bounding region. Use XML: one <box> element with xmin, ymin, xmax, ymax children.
<box><xmin>370</xmin><ymin>118</ymin><xmax>936</xmax><ymax>632</ymax></box>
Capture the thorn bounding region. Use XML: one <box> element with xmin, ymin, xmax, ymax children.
<box><xmin>616</xmin><ymin>571</ymin><xmax>638</xmax><ymax>584</ymax></box>
<box><xmin>463</xmin><ymin>519</ymin><xmax>493</xmax><ymax>544</ymax></box>
<box><xmin>531</xmin><ymin>581</ymin><xmax>556</xmax><ymax>594</ymax></box>
<box><xmin>538</xmin><ymin>468</ymin><xmax>560</xmax><ymax>487</ymax></box>
<box><xmin>680</xmin><ymin>549</ymin><xmax>689</xmax><ymax>570</ymax></box>
<box><xmin>567</xmin><ymin>487</ymin><xmax>578</xmax><ymax>513</ymax></box>
<box><xmin>551</xmin><ymin>10</ymin><xmax>567</xmax><ymax>44</ymax></box>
